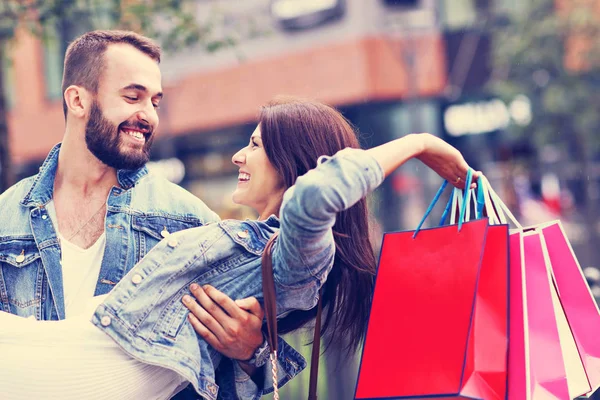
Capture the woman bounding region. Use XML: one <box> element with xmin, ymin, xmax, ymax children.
<box><xmin>0</xmin><ymin>97</ymin><xmax>474</xmax><ymax>400</ymax></box>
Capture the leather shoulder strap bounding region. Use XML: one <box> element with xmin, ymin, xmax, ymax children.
<box><xmin>261</xmin><ymin>231</ymin><xmax>323</xmax><ymax>400</ymax></box>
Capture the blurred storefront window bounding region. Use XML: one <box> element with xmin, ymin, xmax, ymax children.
<box><xmin>271</xmin><ymin>0</ymin><xmax>346</xmax><ymax>30</ymax></box>
<box><xmin>440</xmin><ymin>0</ymin><xmax>478</xmax><ymax>30</ymax></box>
<box><xmin>42</xmin><ymin>16</ymin><xmax>101</xmax><ymax>100</ymax></box>
<box><xmin>1</xmin><ymin>49</ymin><xmax>16</xmax><ymax>109</ymax></box>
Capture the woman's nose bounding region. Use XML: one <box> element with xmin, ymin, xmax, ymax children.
<box><xmin>232</xmin><ymin>149</ymin><xmax>245</xmax><ymax>166</ymax></box>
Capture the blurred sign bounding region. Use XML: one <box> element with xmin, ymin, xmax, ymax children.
<box><xmin>271</xmin><ymin>0</ymin><xmax>345</xmax><ymax>30</ymax></box>
<box><xmin>382</xmin><ymin>0</ymin><xmax>419</xmax><ymax>6</ymax></box>
<box><xmin>443</xmin><ymin>95</ymin><xmax>532</xmax><ymax>137</ymax></box>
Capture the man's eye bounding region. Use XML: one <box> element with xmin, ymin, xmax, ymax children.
<box><xmin>152</xmin><ymin>103</ymin><xmax>160</xmax><ymax>109</ymax></box>
<box><xmin>125</xmin><ymin>96</ymin><xmax>138</xmax><ymax>101</ymax></box>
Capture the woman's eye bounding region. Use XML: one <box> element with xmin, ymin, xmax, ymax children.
<box><xmin>125</xmin><ymin>96</ymin><xmax>138</xmax><ymax>101</ymax></box>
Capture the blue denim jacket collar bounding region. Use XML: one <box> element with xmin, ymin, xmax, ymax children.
<box><xmin>19</xmin><ymin>143</ymin><xmax>149</xmax><ymax>208</ymax></box>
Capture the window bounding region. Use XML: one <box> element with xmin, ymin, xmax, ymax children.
<box><xmin>440</xmin><ymin>0</ymin><xmax>477</xmax><ymax>29</ymax></box>
<box><xmin>1</xmin><ymin>49</ymin><xmax>16</xmax><ymax>109</ymax></box>
<box><xmin>42</xmin><ymin>16</ymin><xmax>94</xmax><ymax>100</ymax></box>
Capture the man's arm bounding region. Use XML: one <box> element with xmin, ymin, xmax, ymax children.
<box><xmin>183</xmin><ymin>286</ymin><xmax>306</xmax><ymax>399</ymax></box>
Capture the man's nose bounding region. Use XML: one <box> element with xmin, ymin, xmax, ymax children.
<box><xmin>137</xmin><ymin>103</ymin><xmax>158</xmax><ymax>128</ymax></box>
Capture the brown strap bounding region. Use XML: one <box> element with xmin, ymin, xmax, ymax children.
<box><xmin>308</xmin><ymin>290</ymin><xmax>323</xmax><ymax>400</ymax></box>
<box><xmin>261</xmin><ymin>232</ymin><xmax>279</xmax><ymax>354</ymax></box>
<box><xmin>261</xmin><ymin>231</ymin><xmax>323</xmax><ymax>400</ymax></box>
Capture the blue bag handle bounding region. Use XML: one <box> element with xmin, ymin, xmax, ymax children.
<box><xmin>413</xmin><ymin>180</ymin><xmax>448</xmax><ymax>238</ymax></box>
<box><xmin>457</xmin><ymin>168</ymin><xmax>473</xmax><ymax>231</ymax></box>
<box><xmin>413</xmin><ymin>168</ymin><xmax>473</xmax><ymax>238</ymax></box>
<box><xmin>438</xmin><ymin>190</ymin><xmax>454</xmax><ymax>226</ymax></box>
<box><xmin>476</xmin><ymin>176</ymin><xmax>485</xmax><ymax>219</ymax></box>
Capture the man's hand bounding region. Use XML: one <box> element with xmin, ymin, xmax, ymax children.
<box><xmin>182</xmin><ymin>284</ymin><xmax>264</xmax><ymax>361</ymax></box>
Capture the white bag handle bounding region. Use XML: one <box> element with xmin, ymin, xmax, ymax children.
<box><xmin>480</xmin><ymin>175</ymin><xmax>522</xmax><ymax>229</ymax></box>
<box><xmin>450</xmin><ymin>187</ymin><xmax>476</xmax><ymax>224</ymax></box>
<box><xmin>478</xmin><ymin>176</ymin><xmax>502</xmax><ymax>225</ymax></box>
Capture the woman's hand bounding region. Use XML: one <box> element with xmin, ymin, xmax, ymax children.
<box><xmin>182</xmin><ymin>284</ymin><xmax>264</xmax><ymax>361</ymax></box>
<box><xmin>416</xmin><ymin>133</ymin><xmax>478</xmax><ymax>189</ymax></box>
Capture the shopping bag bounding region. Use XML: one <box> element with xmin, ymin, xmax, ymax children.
<box><xmin>481</xmin><ymin>177</ymin><xmax>591</xmax><ymax>399</ymax></box>
<box><xmin>506</xmin><ymin>231</ymin><xmax>529</xmax><ymax>400</ymax></box>
<box><xmin>540</xmin><ymin>221</ymin><xmax>600</xmax><ymax>396</ymax></box>
<box><xmin>355</xmin><ymin>174</ymin><xmax>509</xmax><ymax>400</ymax></box>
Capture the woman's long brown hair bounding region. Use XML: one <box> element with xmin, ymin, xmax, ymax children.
<box><xmin>259</xmin><ymin>96</ymin><xmax>377</xmax><ymax>353</ymax></box>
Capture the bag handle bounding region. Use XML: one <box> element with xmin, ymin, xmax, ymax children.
<box><xmin>262</xmin><ymin>231</ymin><xmax>323</xmax><ymax>400</ymax></box>
<box><xmin>478</xmin><ymin>175</ymin><xmax>522</xmax><ymax>229</ymax></box>
<box><xmin>414</xmin><ymin>169</ymin><xmax>473</xmax><ymax>237</ymax></box>
<box><xmin>450</xmin><ymin>186</ymin><xmax>476</xmax><ymax>225</ymax></box>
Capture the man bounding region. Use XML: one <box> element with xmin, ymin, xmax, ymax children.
<box><xmin>0</xmin><ymin>30</ymin><xmax>304</xmax><ymax>399</ymax></box>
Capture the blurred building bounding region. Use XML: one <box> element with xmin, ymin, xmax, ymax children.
<box><xmin>4</xmin><ymin>1</ymin><xmax>600</xmax><ymax>398</ymax></box>
<box><xmin>4</xmin><ymin>0</ymin><xmax>518</xmax><ymax>232</ymax></box>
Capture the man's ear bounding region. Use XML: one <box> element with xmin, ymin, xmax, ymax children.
<box><xmin>64</xmin><ymin>85</ymin><xmax>91</xmax><ymax>119</ymax></box>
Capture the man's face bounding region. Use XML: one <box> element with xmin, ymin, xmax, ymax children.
<box><xmin>86</xmin><ymin>43</ymin><xmax>163</xmax><ymax>170</ymax></box>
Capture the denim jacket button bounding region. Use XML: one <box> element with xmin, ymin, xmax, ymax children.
<box><xmin>161</xmin><ymin>228</ymin><xmax>170</xmax><ymax>238</ymax></box>
<box><xmin>237</xmin><ymin>230</ymin><xmax>249</xmax><ymax>239</ymax></box>
<box><xmin>131</xmin><ymin>274</ymin><xmax>143</xmax><ymax>285</ymax></box>
<box><xmin>15</xmin><ymin>252</ymin><xmax>25</xmax><ymax>264</ymax></box>
<box><xmin>41</xmin><ymin>215</ymin><xmax>48</xmax><ymax>220</ymax></box>
<box><xmin>168</xmin><ymin>239</ymin><xmax>178</xmax><ymax>248</ymax></box>
<box><xmin>100</xmin><ymin>316</ymin><xmax>112</xmax><ymax>327</ymax></box>
<box><xmin>207</xmin><ymin>383</ymin><xmax>217</xmax><ymax>396</ymax></box>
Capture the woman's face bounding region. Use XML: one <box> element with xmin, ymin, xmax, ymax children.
<box><xmin>231</xmin><ymin>125</ymin><xmax>286</xmax><ymax>219</ymax></box>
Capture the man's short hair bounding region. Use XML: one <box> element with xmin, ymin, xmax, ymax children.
<box><xmin>61</xmin><ymin>30</ymin><xmax>161</xmax><ymax>118</ymax></box>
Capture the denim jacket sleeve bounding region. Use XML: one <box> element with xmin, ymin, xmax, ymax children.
<box><xmin>226</xmin><ymin>337</ymin><xmax>306</xmax><ymax>399</ymax></box>
<box><xmin>273</xmin><ymin>148</ymin><xmax>384</xmax><ymax>293</ymax></box>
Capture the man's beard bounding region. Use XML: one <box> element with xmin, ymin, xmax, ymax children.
<box><xmin>85</xmin><ymin>100</ymin><xmax>155</xmax><ymax>170</ymax></box>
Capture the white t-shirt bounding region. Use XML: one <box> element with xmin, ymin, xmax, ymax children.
<box><xmin>46</xmin><ymin>201</ymin><xmax>105</xmax><ymax>318</ymax></box>
<box><xmin>0</xmin><ymin>295</ymin><xmax>188</xmax><ymax>400</ymax></box>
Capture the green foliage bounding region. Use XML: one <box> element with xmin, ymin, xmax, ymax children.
<box><xmin>489</xmin><ymin>0</ymin><xmax>600</xmax><ymax>154</ymax></box>
<box><xmin>0</xmin><ymin>0</ymin><xmax>267</xmax><ymax>53</ymax></box>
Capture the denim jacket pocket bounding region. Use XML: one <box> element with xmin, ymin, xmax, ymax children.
<box><xmin>0</xmin><ymin>237</ymin><xmax>43</xmax><ymax>314</ymax></box>
<box><xmin>132</xmin><ymin>215</ymin><xmax>202</xmax><ymax>259</ymax></box>
<box><xmin>0</xmin><ymin>237</ymin><xmax>41</xmax><ymax>268</ymax></box>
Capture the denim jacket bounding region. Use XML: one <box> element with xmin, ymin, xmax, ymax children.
<box><xmin>91</xmin><ymin>148</ymin><xmax>385</xmax><ymax>400</ymax></box>
<box><xmin>0</xmin><ymin>143</ymin><xmax>305</xmax><ymax>399</ymax></box>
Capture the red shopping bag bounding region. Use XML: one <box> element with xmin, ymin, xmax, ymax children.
<box><xmin>355</xmin><ymin>218</ymin><xmax>509</xmax><ymax>399</ymax></box>
<box><xmin>541</xmin><ymin>222</ymin><xmax>600</xmax><ymax>396</ymax></box>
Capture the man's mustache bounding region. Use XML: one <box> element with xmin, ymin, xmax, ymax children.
<box><xmin>119</xmin><ymin>120</ymin><xmax>153</xmax><ymax>135</ymax></box>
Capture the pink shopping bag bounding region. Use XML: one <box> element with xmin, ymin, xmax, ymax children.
<box><xmin>521</xmin><ymin>230</ymin><xmax>570</xmax><ymax>399</ymax></box>
<box><xmin>507</xmin><ymin>231</ymin><xmax>529</xmax><ymax>400</ymax></box>
<box><xmin>507</xmin><ymin>228</ymin><xmax>589</xmax><ymax>400</ymax></box>
<box><xmin>480</xmin><ymin>176</ymin><xmax>590</xmax><ymax>399</ymax></box>
<box><xmin>541</xmin><ymin>221</ymin><xmax>600</xmax><ymax>396</ymax></box>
